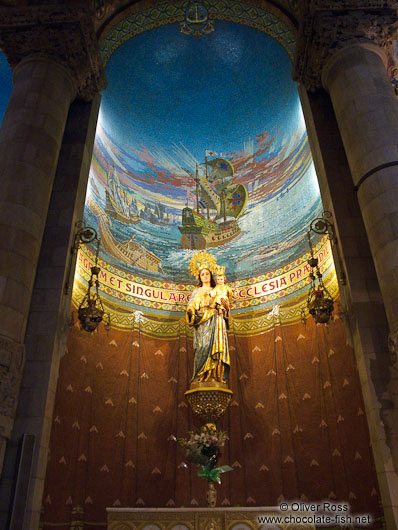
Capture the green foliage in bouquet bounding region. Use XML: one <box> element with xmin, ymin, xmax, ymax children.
<box><xmin>178</xmin><ymin>424</ymin><xmax>233</xmax><ymax>484</ymax></box>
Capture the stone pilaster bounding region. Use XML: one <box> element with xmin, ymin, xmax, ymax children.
<box><xmin>321</xmin><ymin>52</ymin><xmax>398</xmax><ymax>525</ymax></box>
<box><xmin>1</xmin><ymin>96</ymin><xmax>101</xmax><ymax>530</ymax></box>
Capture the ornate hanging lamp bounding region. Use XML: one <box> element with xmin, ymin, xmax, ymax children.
<box><xmin>306</xmin><ymin>229</ymin><xmax>334</xmax><ymax>324</ymax></box>
<box><xmin>73</xmin><ymin>224</ymin><xmax>110</xmax><ymax>332</ymax></box>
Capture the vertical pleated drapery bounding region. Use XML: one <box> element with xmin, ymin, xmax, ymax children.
<box><xmin>42</xmin><ymin>311</ymin><xmax>382</xmax><ymax>527</ymax></box>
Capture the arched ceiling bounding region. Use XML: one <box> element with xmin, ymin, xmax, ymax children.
<box><xmin>95</xmin><ymin>0</ymin><xmax>299</xmax><ymax>39</ymax></box>
<box><xmin>85</xmin><ymin>19</ymin><xmax>322</xmax><ymax>261</ymax></box>
<box><xmin>80</xmin><ymin>2</ymin><xmax>330</xmax><ymax>317</ymax></box>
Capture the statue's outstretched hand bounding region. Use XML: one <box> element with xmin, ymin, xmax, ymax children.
<box><xmin>187</xmin><ymin>308</ymin><xmax>195</xmax><ymax>325</ymax></box>
<box><xmin>220</xmin><ymin>297</ymin><xmax>230</xmax><ymax>311</ymax></box>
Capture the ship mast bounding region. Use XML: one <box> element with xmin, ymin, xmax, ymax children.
<box><xmin>204</xmin><ymin>155</ymin><xmax>210</xmax><ymax>220</ymax></box>
<box><xmin>195</xmin><ymin>163</ymin><xmax>200</xmax><ymax>214</ymax></box>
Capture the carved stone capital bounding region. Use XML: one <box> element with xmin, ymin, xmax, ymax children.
<box><xmin>293</xmin><ymin>1</ymin><xmax>398</xmax><ymax>91</ymax></box>
<box><xmin>0</xmin><ymin>5</ymin><xmax>106</xmax><ymax>101</ymax></box>
<box><xmin>0</xmin><ymin>336</ymin><xmax>25</xmax><ymax>439</ymax></box>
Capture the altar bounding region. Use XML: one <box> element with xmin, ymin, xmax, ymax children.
<box><xmin>106</xmin><ymin>507</ymin><xmax>316</xmax><ymax>530</ymax></box>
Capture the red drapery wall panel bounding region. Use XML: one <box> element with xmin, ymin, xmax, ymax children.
<box><xmin>41</xmin><ymin>315</ymin><xmax>382</xmax><ymax>527</ymax></box>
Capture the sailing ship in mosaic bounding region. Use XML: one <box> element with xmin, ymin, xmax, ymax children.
<box><xmin>140</xmin><ymin>201</ymin><xmax>170</xmax><ymax>225</ymax></box>
<box><xmin>105</xmin><ymin>166</ymin><xmax>140</xmax><ymax>225</ymax></box>
<box><xmin>179</xmin><ymin>152</ymin><xmax>248</xmax><ymax>249</ymax></box>
<box><xmin>90</xmin><ymin>197</ymin><xmax>162</xmax><ymax>273</ymax></box>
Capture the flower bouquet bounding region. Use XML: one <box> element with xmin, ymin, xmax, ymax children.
<box><xmin>178</xmin><ymin>424</ymin><xmax>233</xmax><ymax>483</ymax></box>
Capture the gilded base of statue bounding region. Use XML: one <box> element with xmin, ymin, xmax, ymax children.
<box><xmin>185</xmin><ymin>381</ymin><xmax>233</xmax><ymax>424</ymax></box>
<box><xmin>206</xmin><ymin>482</ymin><xmax>217</xmax><ymax>508</ymax></box>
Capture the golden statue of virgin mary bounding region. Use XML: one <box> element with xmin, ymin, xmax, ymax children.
<box><xmin>186</xmin><ymin>251</ymin><xmax>232</xmax><ymax>385</ymax></box>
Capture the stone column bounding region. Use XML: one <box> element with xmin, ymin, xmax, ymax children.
<box><xmin>0</xmin><ymin>54</ymin><xmax>76</xmax><ymax>341</ymax></box>
<box><xmin>322</xmin><ymin>42</ymin><xmax>398</xmax><ymax>336</ymax></box>
<box><xmin>293</xmin><ymin>3</ymin><xmax>398</xmax><ymax>528</ymax></box>
<box><xmin>320</xmin><ymin>41</ymin><xmax>398</xmax><ymax>530</ymax></box>
<box><xmin>1</xmin><ymin>95</ymin><xmax>101</xmax><ymax>530</ymax></box>
<box><xmin>300</xmin><ymin>85</ymin><xmax>398</xmax><ymax>530</ymax></box>
<box><xmin>294</xmin><ymin>1</ymin><xmax>398</xmax><ymax>335</ymax></box>
<box><xmin>0</xmin><ymin>5</ymin><xmax>105</xmax><ymax>528</ymax></box>
<box><xmin>0</xmin><ymin>53</ymin><xmax>76</xmax><ymax>475</ymax></box>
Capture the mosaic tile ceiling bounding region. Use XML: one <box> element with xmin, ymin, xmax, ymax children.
<box><xmin>85</xmin><ymin>20</ymin><xmax>323</xmax><ymax>295</ymax></box>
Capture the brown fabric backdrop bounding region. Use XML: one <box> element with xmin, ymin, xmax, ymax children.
<box><xmin>41</xmin><ymin>314</ymin><xmax>382</xmax><ymax>528</ymax></box>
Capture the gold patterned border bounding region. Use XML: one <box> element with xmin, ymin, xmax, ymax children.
<box><xmin>74</xmin><ymin>238</ymin><xmax>332</xmax><ymax>317</ymax></box>
<box><xmin>71</xmin><ymin>267</ymin><xmax>339</xmax><ymax>338</ymax></box>
<box><xmin>77</xmin><ymin>235</ymin><xmax>328</xmax><ymax>294</ymax></box>
<box><xmin>106</xmin><ymin>507</ymin><xmax>315</xmax><ymax>530</ymax></box>
<box><xmin>100</xmin><ymin>0</ymin><xmax>296</xmax><ymax>66</ymax></box>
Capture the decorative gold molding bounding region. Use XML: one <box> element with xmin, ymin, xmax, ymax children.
<box><xmin>71</xmin><ymin>269</ymin><xmax>339</xmax><ymax>337</ymax></box>
<box><xmin>74</xmin><ymin>238</ymin><xmax>332</xmax><ymax>317</ymax></box>
<box><xmin>107</xmin><ymin>508</ymin><xmax>316</xmax><ymax>530</ymax></box>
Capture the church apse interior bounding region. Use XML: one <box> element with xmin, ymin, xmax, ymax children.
<box><xmin>1</xmin><ymin>1</ymin><xmax>398</xmax><ymax>530</ymax></box>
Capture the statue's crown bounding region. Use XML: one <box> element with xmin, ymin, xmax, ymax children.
<box><xmin>215</xmin><ymin>265</ymin><xmax>226</xmax><ymax>276</ymax></box>
<box><xmin>188</xmin><ymin>251</ymin><xmax>217</xmax><ymax>277</ymax></box>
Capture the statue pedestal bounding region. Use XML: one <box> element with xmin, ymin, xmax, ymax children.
<box><xmin>185</xmin><ymin>381</ymin><xmax>233</xmax><ymax>425</ymax></box>
<box><xmin>106</xmin><ymin>507</ymin><xmax>316</xmax><ymax>530</ymax></box>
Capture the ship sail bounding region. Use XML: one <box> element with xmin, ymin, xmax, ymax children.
<box><xmin>222</xmin><ymin>183</ymin><xmax>247</xmax><ymax>219</ymax></box>
<box><xmin>207</xmin><ymin>157</ymin><xmax>234</xmax><ymax>182</ymax></box>
<box><xmin>108</xmin><ymin>167</ymin><xmax>128</xmax><ymax>216</ymax></box>
<box><xmin>198</xmin><ymin>174</ymin><xmax>221</xmax><ymax>212</ymax></box>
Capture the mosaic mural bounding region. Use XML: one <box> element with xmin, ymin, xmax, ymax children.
<box><xmin>84</xmin><ymin>21</ymin><xmax>323</xmax><ymax>289</ymax></box>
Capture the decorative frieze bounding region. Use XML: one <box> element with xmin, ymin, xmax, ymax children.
<box><xmin>0</xmin><ymin>5</ymin><xmax>106</xmax><ymax>100</ymax></box>
<box><xmin>107</xmin><ymin>507</ymin><xmax>316</xmax><ymax>530</ymax></box>
<box><xmin>293</xmin><ymin>1</ymin><xmax>398</xmax><ymax>90</ymax></box>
